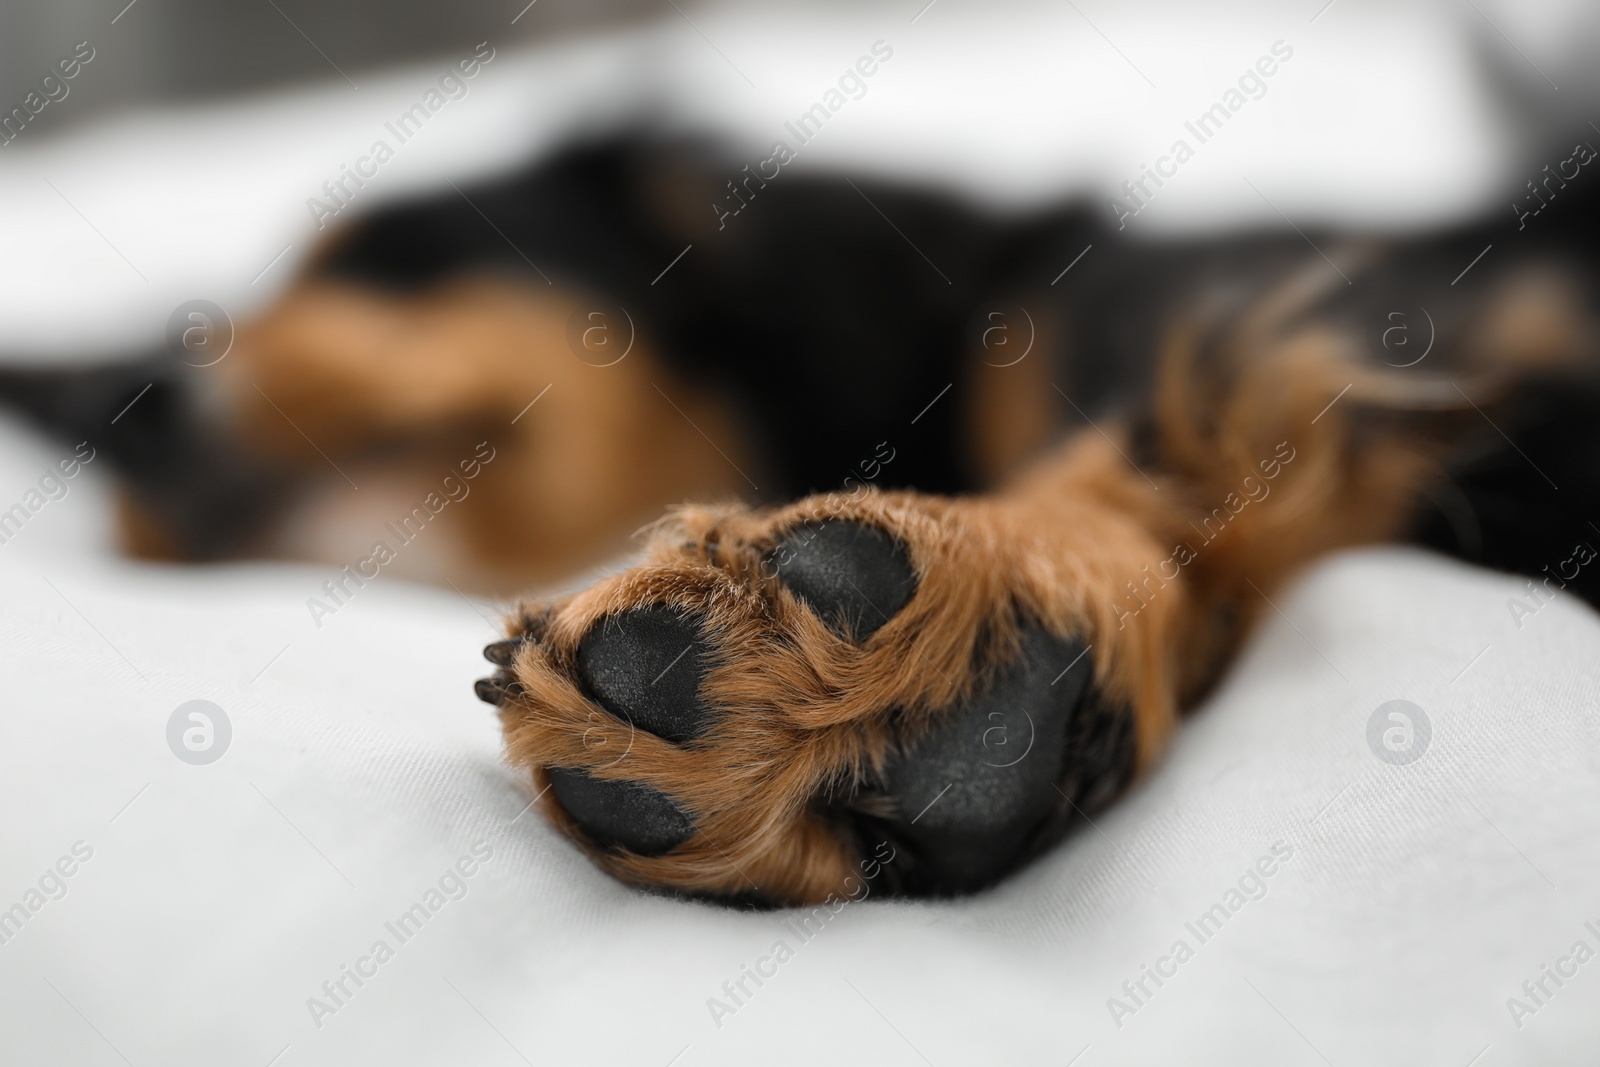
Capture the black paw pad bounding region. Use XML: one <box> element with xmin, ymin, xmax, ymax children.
<box><xmin>871</xmin><ymin>624</ymin><xmax>1104</xmax><ymax>894</ymax></box>
<box><xmin>546</xmin><ymin>767</ymin><xmax>694</xmax><ymax>856</ymax></box>
<box><xmin>771</xmin><ymin>521</ymin><xmax>916</xmax><ymax>640</ymax></box>
<box><xmin>576</xmin><ymin>606</ymin><xmax>714</xmax><ymax>744</ymax></box>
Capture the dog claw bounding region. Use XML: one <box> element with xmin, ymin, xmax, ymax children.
<box><xmin>483</xmin><ymin>638</ymin><xmax>525</xmax><ymax>666</ymax></box>
<box><xmin>475</xmin><ymin>672</ymin><xmax>519</xmax><ymax>705</ymax></box>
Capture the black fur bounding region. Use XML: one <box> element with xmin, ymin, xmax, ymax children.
<box><xmin>318</xmin><ymin>135</ymin><xmax>1096</xmax><ymax>499</ymax></box>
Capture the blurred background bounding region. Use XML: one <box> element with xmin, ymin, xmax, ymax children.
<box><xmin>1</xmin><ymin>0</ymin><xmax>659</xmax><ymax>118</ymax></box>
<box><xmin>1</xmin><ymin>0</ymin><xmax>1593</xmax><ymax>127</ymax></box>
<box><xmin>5</xmin><ymin>0</ymin><xmax>1598</xmax><ymax>148</ymax></box>
<box><xmin>2</xmin><ymin>0</ymin><xmax>1598</xmax><ymax>363</ymax></box>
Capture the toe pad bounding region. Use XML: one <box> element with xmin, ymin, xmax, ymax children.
<box><xmin>772</xmin><ymin>521</ymin><xmax>916</xmax><ymax>640</ymax></box>
<box><xmin>546</xmin><ymin>767</ymin><xmax>695</xmax><ymax>856</ymax></box>
<box><xmin>576</xmin><ymin>607</ymin><xmax>714</xmax><ymax>744</ymax></box>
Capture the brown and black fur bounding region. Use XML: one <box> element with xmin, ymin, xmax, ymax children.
<box><xmin>4</xmin><ymin>129</ymin><xmax>1600</xmax><ymax>906</ymax></box>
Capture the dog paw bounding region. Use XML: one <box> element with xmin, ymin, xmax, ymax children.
<box><xmin>482</xmin><ymin>488</ymin><xmax>1152</xmax><ymax>905</ymax></box>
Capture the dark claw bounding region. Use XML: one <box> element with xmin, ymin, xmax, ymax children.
<box><xmin>474</xmin><ymin>672</ymin><xmax>520</xmax><ymax>706</ymax></box>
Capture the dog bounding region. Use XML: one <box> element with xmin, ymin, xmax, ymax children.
<box><xmin>5</xmin><ymin>130</ymin><xmax>1599</xmax><ymax>907</ymax></box>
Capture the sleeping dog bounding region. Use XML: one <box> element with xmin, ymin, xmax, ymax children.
<box><xmin>4</xmin><ymin>131</ymin><xmax>1599</xmax><ymax>905</ymax></box>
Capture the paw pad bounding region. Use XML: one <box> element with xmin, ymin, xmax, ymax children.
<box><xmin>545</xmin><ymin>766</ymin><xmax>695</xmax><ymax>856</ymax></box>
<box><xmin>869</xmin><ymin>624</ymin><xmax>1098</xmax><ymax>894</ymax></box>
<box><xmin>576</xmin><ymin>606</ymin><xmax>714</xmax><ymax>744</ymax></box>
<box><xmin>772</xmin><ymin>521</ymin><xmax>916</xmax><ymax>640</ymax></box>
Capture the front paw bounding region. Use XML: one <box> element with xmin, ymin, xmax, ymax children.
<box><xmin>482</xmin><ymin>492</ymin><xmax>1144</xmax><ymax>905</ymax></box>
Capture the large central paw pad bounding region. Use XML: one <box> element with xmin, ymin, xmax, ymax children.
<box><xmin>865</xmin><ymin>624</ymin><xmax>1111</xmax><ymax>894</ymax></box>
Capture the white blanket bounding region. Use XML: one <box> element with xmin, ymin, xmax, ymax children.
<box><xmin>2</xmin><ymin>424</ymin><xmax>1597</xmax><ymax>1064</ymax></box>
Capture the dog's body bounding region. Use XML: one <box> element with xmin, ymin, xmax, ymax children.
<box><xmin>6</xmin><ymin>131</ymin><xmax>1600</xmax><ymax>905</ymax></box>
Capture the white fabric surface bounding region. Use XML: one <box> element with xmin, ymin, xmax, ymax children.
<box><xmin>1</xmin><ymin>410</ymin><xmax>1598</xmax><ymax>1065</ymax></box>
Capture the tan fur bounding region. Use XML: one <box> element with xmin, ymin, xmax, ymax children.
<box><xmin>499</xmin><ymin>256</ymin><xmax>1598</xmax><ymax>906</ymax></box>
<box><xmin>119</xmin><ymin>275</ymin><xmax>754</xmax><ymax>590</ymax></box>
<box><xmin>965</xmin><ymin>311</ymin><xmax>1063</xmax><ymax>483</ymax></box>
